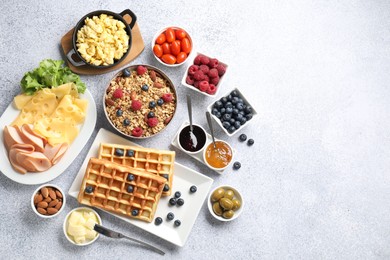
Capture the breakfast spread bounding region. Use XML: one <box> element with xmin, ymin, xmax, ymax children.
<box><xmin>76</xmin><ymin>13</ymin><xmax>129</xmax><ymax>66</ymax></box>
<box><xmin>78</xmin><ymin>158</ymin><xmax>166</xmax><ymax>223</ymax></box>
<box><xmin>65</xmin><ymin>208</ymin><xmax>100</xmax><ymax>244</ymax></box>
<box><xmin>153</xmin><ymin>27</ymin><xmax>192</xmax><ymax>65</ymax></box>
<box><xmin>33</xmin><ymin>186</ymin><xmax>64</xmax><ymax>216</ymax></box>
<box><xmin>104</xmin><ymin>65</ymin><xmax>176</xmax><ymax>138</ymax></box>
<box><xmin>98</xmin><ymin>143</ymin><xmax>175</xmax><ymax>196</ymax></box>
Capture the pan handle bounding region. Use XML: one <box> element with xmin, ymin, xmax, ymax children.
<box><xmin>120</xmin><ymin>9</ymin><xmax>137</xmax><ymax>29</ymax></box>
<box><xmin>66</xmin><ymin>49</ymin><xmax>85</xmax><ymax>67</ymax></box>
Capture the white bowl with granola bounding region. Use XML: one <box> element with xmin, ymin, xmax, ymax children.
<box><xmin>103</xmin><ymin>65</ymin><xmax>177</xmax><ymax>138</ymax></box>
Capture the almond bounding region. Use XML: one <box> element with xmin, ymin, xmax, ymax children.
<box><xmin>49</xmin><ymin>189</ymin><xmax>56</xmax><ymax>200</ymax></box>
<box><xmin>153</xmin><ymin>82</ymin><xmax>162</xmax><ymax>88</ymax></box>
<box><xmin>130</xmin><ymin>91</ymin><xmax>137</xmax><ymax>101</ymax></box>
<box><xmin>105</xmin><ymin>98</ymin><xmax>115</xmax><ymax>107</ymax></box>
<box><xmin>47</xmin><ymin>208</ymin><xmax>58</xmax><ymax>215</ymax></box>
<box><xmin>49</xmin><ymin>199</ymin><xmax>59</xmax><ymax>207</ymax></box>
<box><xmin>37</xmin><ymin>207</ymin><xmax>47</xmax><ymax>215</ymax></box>
<box><xmin>41</xmin><ymin>187</ymin><xmax>49</xmax><ymax>198</ymax></box>
<box><xmin>164</xmin><ymin>116</ymin><xmax>172</xmax><ymax>124</ymax></box>
<box><xmin>34</xmin><ymin>194</ymin><xmax>43</xmax><ymax>204</ymax></box>
<box><xmin>150</xmin><ymin>70</ymin><xmax>157</xmax><ymax>82</ymax></box>
<box><xmin>55</xmin><ymin>190</ymin><xmax>63</xmax><ymax>199</ymax></box>
<box><xmin>37</xmin><ymin>201</ymin><xmax>48</xmax><ymax>208</ymax></box>
<box><xmin>44</xmin><ymin>197</ymin><xmax>52</xmax><ymax>203</ymax></box>
<box><xmin>55</xmin><ymin>201</ymin><xmax>63</xmax><ymax>210</ymax></box>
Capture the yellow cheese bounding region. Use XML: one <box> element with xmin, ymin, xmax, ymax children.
<box><xmin>51</xmin><ymin>95</ymin><xmax>86</xmax><ymax>124</ymax></box>
<box><xmin>14</xmin><ymin>94</ymin><xmax>33</xmax><ymax>110</ymax></box>
<box><xmin>34</xmin><ymin>117</ymin><xmax>79</xmax><ymax>145</ymax></box>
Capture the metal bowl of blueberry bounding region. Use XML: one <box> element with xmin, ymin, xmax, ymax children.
<box><xmin>207</xmin><ymin>88</ymin><xmax>257</xmax><ymax>136</ymax></box>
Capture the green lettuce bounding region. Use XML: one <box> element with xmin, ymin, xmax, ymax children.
<box><xmin>21</xmin><ymin>59</ymin><xmax>86</xmax><ymax>95</ymax></box>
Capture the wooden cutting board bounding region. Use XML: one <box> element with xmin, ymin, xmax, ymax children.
<box><xmin>60</xmin><ymin>14</ymin><xmax>144</xmax><ymax>75</ymax></box>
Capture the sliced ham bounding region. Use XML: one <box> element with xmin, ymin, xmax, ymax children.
<box><xmin>52</xmin><ymin>143</ymin><xmax>68</xmax><ymax>165</ymax></box>
<box><xmin>8</xmin><ymin>144</ymin><xmax>35</xmax><ymax>174</ymax></box>
<box><xmin>20</xmin><ymin>124</ymin><xmax>45</xmax><ymax>153</ymax></box>
<box><xmin>43</xmin><ymin>142</ymin><xmax>68</xmax><ymax>165</ymax></box>
<box><xmin>15</xmin><ymin>151</ymin><xmax>51</xmax><ymax>172</ymax></box>
<box><xmin>3</xmin><ymin>125</ymin><xmax>25</xmax><ymax>151</ymax></box>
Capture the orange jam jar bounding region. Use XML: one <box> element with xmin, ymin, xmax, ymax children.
<box><xmin>204</xmin><ymin>141</ymin><xmax>233</xmax><ymax>169</ymax></box>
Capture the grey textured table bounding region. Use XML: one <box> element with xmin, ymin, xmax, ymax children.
<box><xmin>1</xmin><ymin>0</ymin><xmax>390</xmax><ymax>259</ymax></box>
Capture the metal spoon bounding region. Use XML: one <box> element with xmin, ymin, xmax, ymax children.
<box><xmin>206</xmin><ymin>111</ymin><xmax>217</xmax><ymax>149</ymax></box>
<box><xmin>186</xmin><ymin>95</ymin><xmax>198</xmax><ymax>149</ymax></box>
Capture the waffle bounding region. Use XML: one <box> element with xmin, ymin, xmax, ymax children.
<box><xmin>98</xmin><ymin>143</ymin><xmax>175</xmax><ymax>196</ymax></box>
<box><xmin>78</xmin><ymin>158</ymin><xmax>166</xmax><ymax>223</ymax></box>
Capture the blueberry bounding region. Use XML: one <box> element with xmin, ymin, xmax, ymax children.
<box><xmin>221</xmin><ymin>97</ymin><xmax>228</xmax><ymax>104</ymax></box>
<box><xmin>149</xmin><ymin>101</ymin><xmax>156</xmax><ymax>109</ymax></box>
<box><xmin>123</xmin><ymin>118</ymin><xmax>130</xmax><ymax>126</ymax></box>
<box><xmin>122</xmin><ymin>68</ymin><xmax>131</xmax><ymax>77</ymax></box>
<box><xmin>114</xmin><ymin>148</ymin><xmax>124</xmax><ymax>156</ymax></box>
<box><xmin>225</xmin><ymin>102</ymin><xmax>233</xmax><ymax>109</ymax></box>
<box><xmin>162</xmin><ymin>174</ymin><xmax>169</xmax><ymax>180</ymax></box>
<box><xmin>220</xmin><ymin>108</ymin><xmax>226</xmax><ymax>114</ymax></box>
<box><xmin>239</xmin><ymin>134</ymin><xmax>247</xmax><ymax>141</ymax></box>
<box><xmin>240</xmin><ymin>117</ymin><xmax>247</xmax><ymax>125</ymax></box>
<box><xmin>126</xmin><ymin>149</ymin><xmax>134</xmax><ymax>157</ymax></box>
<box><xmin>177</xmin><ymin>198</ymin><xmax>184</xmax><ymax>206</ymax></box>
<box><xmin>147</xmin><ymin>111</ymin><xmax>155</xmax><ymax>118</ymax></box>
<box><xmin>169</xmin><ymin>198</ymin><xmax>177</xmax><ymax>206</ymax></box>
<box><xmin>245</xmin><ymin>105</ymin><xmax>252</xmax><ymax>114</ymax></box>
<box><xmin>232</xmin><ymin>97</ymin><xmax>239</xmax><ymax>105</ymax></box>
<box><xmin>127</xmin><ymin>185</ymin><xmax>134</xmax><ymax>193</ymax></box>
<box><xmin>228</xmin><ymin>126</ymin><xmax>236</xmax><ymax>133</ymax></box>
<box><xmin>231</xmin><ymin>90</ymin><xmax>239</xmax><ymax>97</ymax></box>
<box><xmin>85</xmin><ymin>186</ymin><xmax>94</xmax><ymax>194</ymax></box>
<box><xmin>190</xmin><ymin>185</ymin><xmax>197</xmax><ymax>193</ymax></box>
<box><xmin>234</xmin><ymin>121</ymin><xmax>241</xmax><ymax>129</ymax></box>
<box><xmin>215</xmin><ymin>112</ymin><xmax>222</xmax><ymax>118</ymax></box>
<box><xmin>174</xmin><ymin>191</ymin><xmax>181</xmax><ymax>198</ymax></box>
<box><xmin>227</xmin><ymin>94</ymin><xmax>233</xmax><ymax>101</ymax></box>
<box><xmin>214</xmin><ymin>101</ymin><xmax>223</xmax><ymax>109</ymax></box>
<box><xmin>155</xmin><ymin>217</ymin><xmax>163</xmax><ymax>225</ymax></box>
<box><xmin>131</xmin><ymin>209</ymin><xmax>139</xmax><ymax>216</ymax></box>
<box><xmin>212</xmin><ymin>108</ymin><xmax>219</xmax><ymax>115</ymax></box>
<box><xmin>167</xmin><ymin>212</ymin><xmax>174</xmax><ymax>221</ymax></box>
<box><xmin>232</xmin><ymin>108</ymin><xmax>239</xmax><ymax>115</ymax></box>
<box><xmin>222</xmin><ymin>121</ymin><xmax>231</xmax><ymax>129</ymax></box>
<box><xmin>246</xmin><ymin>113</ymin><xmax>253</xmax><ymax>120</ymax></box>
<box><xmin>233</xmin><ymin>161</ymin><xmax>241</xmax><ymax>170</ymax></box>
<box><xmin>235</xmin><ymin>113</ymin><xmax>243</xmax><ymax>121</ymax></box>
<box><xmin>222</xmin><ymin>114</ymin><xmax>231</xmax><ymax>121</ymax></box>
<box><xmin>116</xmin><ymin>109</ymin><xmax>123</xmax><ymax>117</ymax></box>
<box><xmin>163</xmin><ymin>184</ymin><xmax>170</xmax><ymax>192</ymax></box>
<box><xmin>239</xmin><ymin>110</ymin><xmax>245</xmax><ymax>116</ymax></box>
<box><xmin>237</xmin><ymin>98</ymin><xmax>244</xmax><ymax>103</ymax></box>
<box><xmin>225</xmin><ymin>107</ymin><xmax>233</xmax><ymax>114</ymax></box>
<box><xmin>236</xmin><ymin>103</ymin><xmax>244</xmax><ymax>111</ymax></box>
<box><xmin>141</xmin><ymin>84</ymin><xmax>149</xmax><ymax>91</ymax></box>
<box><xmin>157</xmin><ymin>98</ymin><xmax>164</xmax><ymax>106</ymax></box>
<box><xmin>174</xmin><ymin>220</ymin><xmax>181</xmax><ymax>227</ymax></box>
<box><xmin>248</xmin><ymin>139</ymin><xmax>255</xmax><ymax>146</ymax></box>
<box><xmin>127</xmin><ymin>174</ymin><xmax>135</xmax><ymax>181</ymax></box>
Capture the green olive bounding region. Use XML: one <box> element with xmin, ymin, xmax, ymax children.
<box><xmin>231</xmin><ymin>199</ymin><xmax>241</xmax><ymax>211</ymax></box>
<box><xmin>219</xmin><ymin>198</ymin><xmax>233</xmax><ymax>210</ymax></box>
<box><xmin>212</xmin><ymin>202</ymin><xmax>223</xmax><ymax>216</ymax></box>
<box><xmin>223</xmin><ymin>189</ymin><xmax>235</xmax><ymax>200</ymax></box>
<box><xmin>211</xmin><ymin>188</ymin><xmax>225</xmax><ymax>202</ymax></box>
<box><xmin>222</xmin><ymin>210</ymin><xmax>235</xmax><ymax>219</ymax></box>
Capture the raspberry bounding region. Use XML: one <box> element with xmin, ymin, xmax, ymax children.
<box><xmin>193</xmin><ymin>81</ymin><xmax>200</xmax><ymax>89</ymax></box>
<box><xmin>162</xmin><ymin>93</ymin><xmax>173</xmax><ymax>103</ymax></box>
<box><xmin>203</xmin><ymin>75</ymin><xmax>210</xmax><ymax>83</ymax></box>
<box><xmin>199</xmin><ymin>65</ymin><xmax>209</xmax><ymax>74</ymax></box>
<box><xmin>210</xmin><ymin>75</ymin><xmax>220</xmax><ymax>86</ymax></box>
<box><xmin>131</xmin><ymin>127</ymin><xmax>143</xmax><ymax>137</ymax></box>
<box><xmin>137</xmin><ymin>65</ymin><xmax>147</xmax><ymax>75</ymax></box>
<box><xmin>208</xmin><ymin>58</ymin><xmax>219</xmax><ymax>68</ymax></box>
<box><xmin>208</xmin><ymin>68</ymin><xmax>218</xmax><ymax>78</ymax></box>
<box><xmin>112</xmin><ymin>88</ymin><xmax>123</xmax><ymax>99</ymax></box>
<box><xmin>193</xmin><ymin>70</ymin><xmax>205</xmax><ymax>81</ymax></box>
<box><xmin>216</xmin><ymin>64</ymin><xmax>226</xmax><ymax>76</ymax></box>
<box><xmin>186</xmin><ymin>75</ymin><xmax>194</xmax><ymax>85</ymax></box>
<box><xmin>194</xmin><ymin>55</ymin><xmax>203</xmax><ymax>65</ymax></box>
<box><xmin>147</xmin><ymin>117</ymin><xmax>159</xmax><ymax>128</ymax></box>
<box><xmin>188</xmin><ymin>65</ymin><xmax>199</xmax><ymax>75</ymax></box>
<box><xmin>199</xmin><ymin>81</ymin><xmax>209</xmax><ymax>92</ymax></box>
<box><xmin>206</xmin><ymin>84</ymin><xmax>217</xmax><ymax>95</ymax></box>
<box><xmin>131</xmin><ymin>100</ymin><xmax>142</xmax><ymax>111</ymax></box>
<box><xmin>200</xmin><ymin>55</ymin><xmax>210</xmax><ymax>65</ymax></box>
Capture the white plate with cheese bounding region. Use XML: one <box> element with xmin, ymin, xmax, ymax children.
<box><xmin>0</xmin><ymin>89</ymin><xmax>97</xmax><ymax>185</ymax></box>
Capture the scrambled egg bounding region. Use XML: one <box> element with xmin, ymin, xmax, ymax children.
<box><xmin>76</xmin><ymin>14</ymin><xmax>129</xmax><ymax>66</ymax></box>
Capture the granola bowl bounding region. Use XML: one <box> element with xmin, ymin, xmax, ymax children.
<box><xmin>103</xmin><ymin>65</ymin><xmax>177</xmax><ymax>139</ymax></box>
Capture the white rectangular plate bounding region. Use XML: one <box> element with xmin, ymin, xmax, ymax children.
<box><xmin>68</xmin><ymin>128</ymin><xmax>213</xmax><ymax>247</ymax></box>
<box><xmin>0</xmin><ymin>89</ymin><xmax>97</xmax><ymax>185</ymax></box>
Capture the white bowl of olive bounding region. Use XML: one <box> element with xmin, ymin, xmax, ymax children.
<box><xmin>207</xmin><ymin>185</ymin><xmax>243</xmax><ymax>221</ymax></box>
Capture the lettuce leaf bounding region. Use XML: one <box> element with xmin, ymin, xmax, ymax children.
<box><xmin>21</xmin><ymin>59</ymin><xmax>86</xmax><ymax>95</ymax></box>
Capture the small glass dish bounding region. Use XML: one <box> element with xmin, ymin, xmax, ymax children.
<box><xmin>207</xmin><ymin>185</ymin><xmax>244</xmax><ymax>222</ymax></box>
